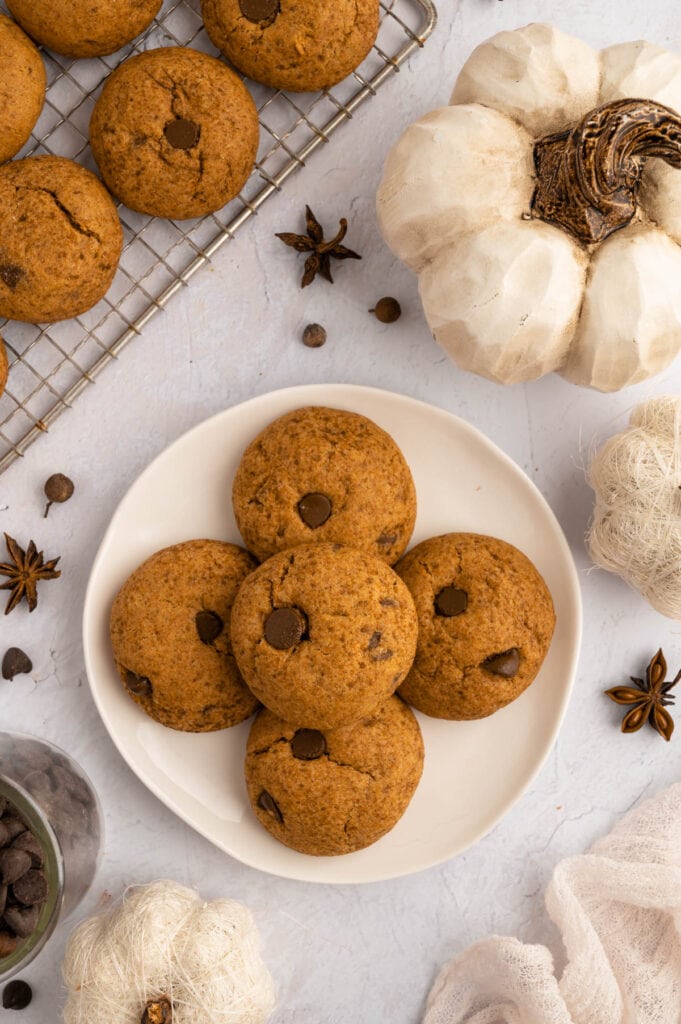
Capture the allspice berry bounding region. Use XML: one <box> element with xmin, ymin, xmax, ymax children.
<box><xmin>370</xmin><ymin>297</ymin><xmax>401</xmax><ymax>323</ymax></box>
<box><xmin>43</xmin><ymin>473</ymin><xmax>74</xmax><ymax>518</ymax></box>
<box><xmin>302</xmin><ymin>323</ymin><xmax>327</xmax><ymax>348</ymax></box>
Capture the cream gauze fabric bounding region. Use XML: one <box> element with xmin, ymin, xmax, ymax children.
<box><xmin>423</xmin><ymin>784</ymin><xmax>681</xmax><ymax>1024</ymax></box>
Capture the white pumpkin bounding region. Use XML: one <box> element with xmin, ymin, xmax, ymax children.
<box><xmin>377</xmin><ymin>23</ymin><xmax>681</xmax><ymax>391</ymax></box>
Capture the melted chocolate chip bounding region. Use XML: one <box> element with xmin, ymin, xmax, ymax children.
<box><xmin>297</xmin><ymin>493</ymin><xmax>332</xmax><ymax>529</ymax></box>
<box><xmin>195</xmin><ymin>610</ymin><xmax>224</xmax><ymax>644</ymax></box>
<box><xmin>0</xmin><ymin>264</ymin><xmax>24</xmax><ymax>290</ymax></box>
<box><xmin>370</xmin><ymin>649</ymin><xmax>394</xmax><ymax>662</ymax></box>
<box><xmin>164</xmin><ymin>118</ymin><xmax>200</xmax><ymax>150</ymax></box>
<box><xmin>435</xmin><ymin>587</ymin><xmax>468</xmax><ymax>617</ymax></box>
<box><xmin>125</xmin><ymin>670</ymin><xmax>153</xmax><ymax>697</ymax></box>
<box><xmin>239</xmin><ymin>0</ymin><xmax>280</xmax><ymax>22</ymax></box>
<box><xmin>291</xmin><ymin>729</ymin><xmax>327</xmax><ymax>761</ymax></box>
<box><xmin>482</xmin><ymin>648</ymin><xmax>520</xmax><ymax>678</ymax></box>
<box><xmin>264</xmin><ymin>607</ymin><xmax>307</xmax><ymax>650</ymax></box>
<box><xmin>377</xmin><ymin>533</ymin><xmax>398</xmax><ymax>548</ymax></box>
<box><xmin>257</xmin><ymin>790</ymin><xmax>283</xmax><ymax>823</ymax></box>
<box><xmin>367</xmin><ymin>631</ymin><xmax>382</xmax><ymax>650</ymax></box>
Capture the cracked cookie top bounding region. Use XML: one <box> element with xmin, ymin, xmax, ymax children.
<box><xmin>110</xmin><ymin>538</ymin><xmax>260</xmax><ymax>732</ymax></box>
<box><xmin>230</xmin><ymin>542</ymin><xmax>418</xmax><ymax>730</ymax></box>
<box><xmin>0</xmin><ymin>155</ymin><xmax>122</xmax><ymax>324</ymax></box>
<box><xmin>396</xmin><ymin>533</ymin><xmax>556</xmax><ymax>720</ymax></box>
<box><xmin>6</xmin><ymin>0</ymin><xmax>161</xmax><ymax>58</ymax></box>
<box><xmin>244</xmin><ymin>696</ymin><xmax>424</xmax><ymax>855</ymax></box>
<box><xmin>232</xmin><ymin>406</ymin><xmax>417</xmax><ymax>565</ymax></box>
<box><xmin>89</xmin><ymin>47</ymin><xmax>259</xmax><ymax>221</ymax></box>
<box><xmin>200</xmin><ymin>0</ymin><xmax>380</xmax><ymax>93</ymax></box>
<box><xmin>0</xmin><ymin>14</ymin><xmax>45</xmax><ymax>165</ymax></box>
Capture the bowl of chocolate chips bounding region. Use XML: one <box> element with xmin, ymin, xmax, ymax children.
<box><xmin>0</xmin><ymin>733</ymin><xmax>102</xmax><ymax>981</ymax></box>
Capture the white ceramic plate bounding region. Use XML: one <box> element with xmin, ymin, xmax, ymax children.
<box><xmin>83</xmin><ymin>384</ymin><xmax>581</xmax><ymax>883</ymax></box>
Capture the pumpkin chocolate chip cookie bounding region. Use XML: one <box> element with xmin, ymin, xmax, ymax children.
<box><xmin>90</xmin><ymin>47</ymin><xmax>259</xmax><ymax>221</ymax></box>
<box><xmin>0</xmin><ymin>155</ymin><xmax>122</xmax><ymax>324</ymax></box>
<box><xmin>6</xmin><ymin>0</ymin><xmax>161</xmax><ymax>58</ymax></box>
<box><xmin>110</xmin><ymin>539</ymin><xmax>259</xmax><ymax>732</ymax></box>
<box><xmin>232</xmin><ymin>406</ymin><xmax>417</xmax><ymax>565</ymax></box>
<box><xmin>230</xmin><ymin>543</ymin><xmax>418</xmax><ymax>730</ymax></box>
<box><xmin>0</xmin><ymin>14</ymin><xmax>45</xmax><ymax>165</ymax></box>
<box><xmin>396</xmin><ymin>533</ymin><xmax>556</xmax><ymax>719</ymax></box>
<box><xmin>245</xmin><ymin>696</ymin><xmax>424</xmax><ymax>855</ymax></box>
<box><xmin>201</xmin><ymin>0</ymin><xmax>380</xmax><ymax>93</ymax></box>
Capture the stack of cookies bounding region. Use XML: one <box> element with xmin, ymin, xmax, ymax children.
<box><xmin>110</xmin><ymin>405</ymin><xmax>556</xmax><ymax>857</ymax></box>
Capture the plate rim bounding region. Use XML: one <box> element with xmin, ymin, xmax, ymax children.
<box><xmin>83</xmin><ymin>383</ymin><xmax>583</xmax><ymax>883</ymax></box>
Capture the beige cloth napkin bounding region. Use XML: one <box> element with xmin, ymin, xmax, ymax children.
<box><xmin>424</xmin><ymin>784</ymin><xmax>681</xmax><ymax>1024</ymax></box>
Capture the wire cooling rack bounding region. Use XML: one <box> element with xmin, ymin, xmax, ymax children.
<box><xmin>0</xmin><ymin>0</ymin><xmax>436</xmax><ymax>476</ymax></box>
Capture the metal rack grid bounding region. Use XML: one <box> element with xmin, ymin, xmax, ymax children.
<box><xmin>0</xmin><ymin>0</ymin><xmax>437</xmax><ymax>475</ymax></box>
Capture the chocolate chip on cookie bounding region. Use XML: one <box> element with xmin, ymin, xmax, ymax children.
<box><xmin>482</xmin><ymin>648</ymin><xmax>520</xmax><ymax>678</ymax></box>
<box><xmin>435</xmin><ymin>586</ymin><xmax>468</xmax><ymax>617</ymax></box>
<box><xmin>297</xmin><ymin>493</ymin><xmax>332</xmax><ymax>529</ymax></box>
<box><xmin>264</xmin><ymin>607</ymin><xmax>307</xmax><ymax>650</ymax></box>
<box><xmin>164</xmin><ymin>118</ymin><xmax>200</xmax><ymax>150</ymax></box>
<box><xmin>125</xmin><ymin>671</ymin><xmax>152</xmax><ymax>698</ymax></box>
<box><xmin>257</xmin><ymin>790</ymin><xmax>283</xmax><ymax>823</ymax></box>
<box><xmin>195</xmin><ymin>610</ymin><xmax>224</xmax><ymax>644</ymax></box>
<box><xmin>290</xmin><ymin>729</ymin><xmax>326</xmax><ymax>761</ymax></box>
<box><xmin>238</xmin><ymin>0</ymin><xmax>280</xmax><ymax>22</ymax></box>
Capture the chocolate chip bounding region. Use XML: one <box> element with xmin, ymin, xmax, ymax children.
<box><xmin>1</xmin><ymin>816</ymin><xmax>26</xmax><ymax>842</ymax></box>
<box><xmin>0</xmin><ymin>822</ymin><xmax>8</xmax><ymax>848</ymax></box>
<box><xmin>164</xmin><ymin>118</ymin><xmax>200</xmax><ymax>150</ymax></box>
<box><xmin>0</xmin><ymin>932</ymin><xmax>18</xmax><ymax>958</ymax></box>
<box><xmin>2</xmin><ymin>980</ymin><xmax>32</xmax><ymax>1009</ymax></box>
<box><xmin>257</xmin><ymin>790</ymin><xmax>283</xmax><ymax>823</ymax></box>
<box><xmin>239</xmin><ymin>0</ymin><xmax>279</xmax><ymax>21</ymax></box>
<box><xmin>0</xmin><ymin>264</ymin><xmax>24</xmax><ymax>290</ymax></box>
<box><xmin>0</xmin><ymin>849</ymin><xmax>31</xmax><ymax>886</ymax></box>
<box><xmin>380</xmin><ymin>597</ymin><xmax>397</xmax><ymax>607</ymax></box>
<box><xmin>291</xmin><ymin>729</ymin><xmax>327</xmax><ymax>761</ymax></box>
<box><xmin>125</xmin><ymin>670</ymin><xmax>152</xmax><ymax>697</ymax></box>
<box><xmin>12</xmin><ymin>869</ymin><xmax>48</xmax><ymax>906</ymax></box>
<box><xmin>3</xmin><ymin>904</ymin><xmax>39</xmax><ymax>939</ymax></box>
<box><xmin>377</xmin><ymin>533</ymin><xmax>397</xmax><ymax>547</ymax></box>
<box><xmin>1</xmin><ymin>648</ymin><xmax>32</xmax><ymax>681</ymax></box>
<box><xmin>482</xmin><ymin>648</ymin><xmax>520</xmax><ymax>678</ymax></box>
<box><xmin>367</xmin><ymin>631</ymin><xmax>382</xmax><ymax>650</ymax></box>
<box><xmin>195</xmin><ymin>610</ymin><xmax>224</xmax><ymax>644</ymax></box>
<box><xmin>297</xmin><ymin>493</ymin><xmax>332</xmax><ymax>529</ymax></box>
<box><xmin>370</xmin><ymin>649</ymin><xmax>394</xmax><ymax>662</ymax></box>
<box><xmin>435</xmin><ymin>587</ymin><xmax>468</xmax><ymax>617</ymax></box>
<box><xmin>11</xmin><ymin>832</ymin><xmax>43</xmax><ymax>868</ymax></box>
<box><xmin>0</xmin><ymin>883</ymin><xmax>6</xmax><ymax>917</ymax></box>
<box><xmin>264</xmin><ymin>607</ymin><xmax>307</xmax><ymax>650</ymax></box>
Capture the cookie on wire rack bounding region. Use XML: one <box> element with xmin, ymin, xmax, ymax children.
<box><xmin>201</xmin><ymin>0</ymin><xmax>380</xmax><ymax>93</ymax></box>
<box><xmin>0</xmin><ymin>155</ymin><xmax>122</xmax><ymax>324</ymax></box>
<box><xmin>0</xmin><ymin>14</ymin><xmax>45</xmax><ymax>164</ymax></box>
<box><xmin>89</xmin><ymin>47</ymin><xmax>259</xmax><ymax>220</ymax></box>
<box><xmin>5</xmin><ymin>0</ymin><xmax>161</xmax><ymax>58</ymax></box>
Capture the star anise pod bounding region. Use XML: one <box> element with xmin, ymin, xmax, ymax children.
<box><xmin>275</xmin><ymin>205</ymin><xmax>361</xmax><ymax>287</ymax></box>
<box><xmin>0</xmin><ymin>532</ymin><xmax>61</xmax><ymax>615</ymax></box>
<box><xmin>605</xmin><ymin>648</ymin><xmax>680</xmax><ymax>741</ymax></box>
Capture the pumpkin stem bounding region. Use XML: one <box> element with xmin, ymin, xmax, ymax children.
<box><xmin>531</xmin><ymin>98</ymin><xmax>681</xmax><ymax>244</ymax></box>
<box><xmin>141</xmin><ymin>997</ymin><xmax>172</xmax><ymax>1024</ymax></box>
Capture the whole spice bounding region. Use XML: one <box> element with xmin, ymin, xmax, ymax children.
<box><xmin>43</xmin><ymin>473</ymin><xmax>74</xmax><ymax>517</ymax></box>
<box><xmin>275</xmin><ymin>206</ymin><xmax>361</xmax><ymax>287</ymax></box>
<box><xmin>2</xmin><ymin>980</ymin><xmax>33</xmax><ymax>1010</ymax></box>
<box><xmin>605</xmin><ymin>648</ymin><xmax>680</xmax><ymax>741</ymax></box>
<box><xmin>370</xmin><ymin>297</ymin><xmax>401</xmax><ymax>323</ymax></box>
<box><xmin>302</xmin><ymin>323</ymin><xmax>327</xmax><ymax>348</ymax></box>
<box><xmin>0</xmin><ymin>533</ymin><xmax>61</xmax><ymax>615</ymax></box>
<box><xmin>1</xmin><ymin>647</ymin><xmax>32</xmax><ymax>680</ymax></box>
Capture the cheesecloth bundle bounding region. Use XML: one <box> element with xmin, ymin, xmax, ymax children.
<box><xmin>423</xmin><ymin>783</ymin><xmax>681</xmax><ymax>1024</ymax></box>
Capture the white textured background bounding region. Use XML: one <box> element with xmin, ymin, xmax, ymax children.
<box><xmin>2</xmin><ymin>1</ymin><xmax>681</xmax><ymax>1021</ymax></box>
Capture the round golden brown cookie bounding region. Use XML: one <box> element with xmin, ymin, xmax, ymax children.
<box><xmin>396</xmin><ymin>533</ymin><xmax>556</xmax><ymax>719</ymax></box>
<box><xmin>0</xmin><ymin>155</ymin><xmax>122</xmax><ymax>324</ymax></box>
<box><xmin>245</xmin><ymin>696</ymin><xmax>423</xmax><ymax>855</ymax></box>
<box><xmin>89</xmin><ymin>47</ymin><xmax>259</xmax><ymax>221</ymax></box>
<box><xmin>5</xmin><ymin>0</ymin><xmax>161</xmax><ymax>58</ymax></box>
<box><xmin>230</xmin><ymin>543</ymin><xmax>418</xmax><ymax>729</ymax></box>
<box><xmin>0</xmin><ymin>337</ymin><xmax>8</xmax><ymax>398</ymax></box>
<box><xmin>110</xmin><ymin>539</ymin><xmax>260</xmax><ymax>732</ymax></box>
<box><xmin>0</xmin><ymin>15</ymin><xmax>45</xmax><ymax>165</ymax></box>
<box><xmin>201</xmin><ymin>0</ymin><xmax>380</xmax><ymax>93</ymax></box>
<box><xmin>232</xmin><ymin>406</ymin><xmax>416</xmax><ymax>565</ymax></box>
